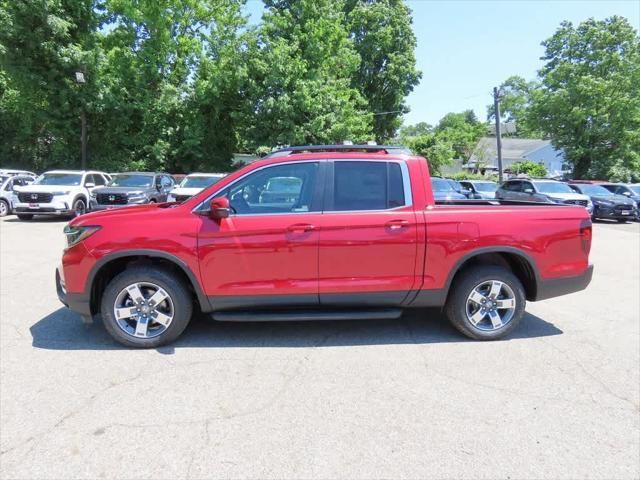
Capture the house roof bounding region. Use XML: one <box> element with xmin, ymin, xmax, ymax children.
<box><xmin>469</xmin><ymin>137</ymin><xmax>553</xmax><ymax>164</ymax></box>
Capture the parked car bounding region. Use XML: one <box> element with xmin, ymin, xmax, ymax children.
<box><xmin>445</xmin><ymin>179</ymin><xmax>472</xmax><ymax>198</ymax></box>
<box><xmin>431</xmin><ymin>177</ymin><xmax>467</xmax><ymax>201</ymax></box>
<box><xmin>90</xmin><ymin>172</ymin><xmax>175</xmax><ymax>210</ymax></box>
<box><xmin>459</xmin><ymin>180</ymin><xmax>498</xmax><ymax>199</ymax></box>
<box><xmin>0</xmin><ymin>174</ymin><xmax>36</xmax><ymax>217</ymax></box>
<box><xmin>57</xmin><ymin>144</ymin><xmax>593</xmax><ymax>348</ymax></box>
<box><xmin>13</xmin><ymin>170</ymin><xmax>110</xmax><ymax>220</ymax></box>
<box><xmin>167</xmin><ymin>173</ymin><xmax>226</xmax><ymax>203</ymax></box>
<box><xmin>496</xmin><ymin>178</ymin><xmax>593</xmax><ymax>214</ymax></box>
<box><xmin>0</xmin><ymin>169</ymin><xmax>37</xmax><ymax>178</ymax></box>
<box><xmin>568</xmin><ymin>182</ymin><xmax>637</xmax><ymax>222</ymax></box>
<box><xmin>600</xmin><ymin>183</ymin><xmax>640</xmax><ymax>206</ymax></box>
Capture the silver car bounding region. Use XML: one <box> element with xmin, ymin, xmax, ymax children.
<box><xmin>496</xmin><ymin>178</ymin><xmax>593</xmax><ymax>214</ymax></box>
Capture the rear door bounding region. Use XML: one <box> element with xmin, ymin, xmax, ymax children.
<box><xmin>317</xmin><ymin>160</ymin><xmax>418</xmax><ymax>306</ymax></box>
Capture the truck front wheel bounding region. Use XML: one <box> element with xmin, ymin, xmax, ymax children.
<box><xmin>100</xmin><ymin>266</ymin><xmax>193</xmax><ymax>348</ymax></box>
<box><xmin>444</xmin><ymin>265</ymin><xmax>526</xmax><ymax>340</ymax></box>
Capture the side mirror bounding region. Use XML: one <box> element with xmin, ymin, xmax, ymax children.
<box><xmin>85</xmin><ymin>182</ymin><xmax>95</xmax><ymax>188</ymax></box>
<box><xmin>209</xmin><ymin>197</ymin><xmax>230</xmax><ymax>220</ymax></box>
<box><xmin>524</xmin><ymin>188</ymin><xmax>534</xmax><ymax>194</ymax></box>
<box><xmin>622</xmin><ymin>191</ymin><xmax>631</xmax><ymax>196</ymax></box>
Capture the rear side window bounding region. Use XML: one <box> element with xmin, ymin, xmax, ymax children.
<box><xmin>332</xmin><ymin>161</ymin><xmax>406</xmax><ymax>211</ymax></box>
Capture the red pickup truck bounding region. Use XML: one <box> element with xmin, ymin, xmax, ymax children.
<box><xmin>56</xmin><ymin>145</ymin><xmax>593</xmax><ymax>347</ymax></box>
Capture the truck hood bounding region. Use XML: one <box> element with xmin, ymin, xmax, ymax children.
<box><xmin>72</xmin><ymin>203</ymin><xmax>172</xmax><ymax>225</ymax></box>
<box><xmin>169</xmin><ymin>187</ymin><xmax>203</xmax><ymax>196</ymax></box>
<box><xmin>92</xmin><ymin>186</ymin><xmax>151</xmax><ymax>195</ymax></box>
<box><xmin>590</xmin><ymin>194</ymin><xmax>636</xmax><ymax>205</ymax></box>
<box><xmin>14</xmin><ymin>184</ymin><xmax>76</xmax><ymax>194</ymax></box>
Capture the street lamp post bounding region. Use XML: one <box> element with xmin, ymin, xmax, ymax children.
<box><xmin>75</xmin><ymin>71</ymin><xmax>87</xmax><ymax>170</ymax></box>
<box><xmin>493</xmin><ymin>86</ymin><xmax>504</xmax><ymax>183</ymax></box>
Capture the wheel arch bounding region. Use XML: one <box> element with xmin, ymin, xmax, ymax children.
<box><xmin>86</xmin><ymin>250</ymin><xmax>211</xmax><ymax>315</ymax></box>
<box><xmin>444</xmin><ymin>247</ymin><xmax>540</xmax><ymax>302</ymax></box>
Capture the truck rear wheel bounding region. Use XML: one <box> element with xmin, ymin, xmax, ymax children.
<box><xmin>100</xmin><ymin>266</ymin><xmax>193</xmax><ymax>348</ymax></box>
<box><xmin>444</xmin><ymin>265</ymin><xmax>526</xmax><ymax>340</ymax></box>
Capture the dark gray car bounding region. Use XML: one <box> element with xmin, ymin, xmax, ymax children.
<box><xmin>90</xmin><ymin>172</ymin><xmax>175</xmax><ymax>210</ymax></box>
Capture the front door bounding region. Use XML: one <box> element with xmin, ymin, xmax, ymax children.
<box><xmin>197</xmin><ymin>161</ymin><xmax>324</xmax><ymax>310</ymax></box>
<box><xmin>317</xmin><ymin>160</ymin><xmax>419</xmax><ymax>306</ymax></box>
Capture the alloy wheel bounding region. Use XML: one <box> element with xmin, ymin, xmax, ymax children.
<box><xmin>74</xmin><ymin>200</ymin><xmax>86</xmax><ymax>216</ymax></box>
<box><xmin>465</xmin><ymin>280</ymin><xmax>516</xmax><ymax>331</ymax></box>
<box><xmin>0</xmin><ymin>201</ymin><xmax>8</xmax><ymax>216</ymax></box>
<box><xmin>113</xmin><ymin>282</ymin><xmax>174</xmax><ymax>339</ymax></box>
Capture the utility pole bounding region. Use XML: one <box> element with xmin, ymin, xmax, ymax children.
<box><xmin>75</xmin><ymin>71</ymin><xmax>88</xmax><ymax>169</ymax></box>
<box><xmin>493</xmin><ymin>87</ymin><xmax>503</xmax><ymax>182</ymax></box>
<box><xmin>80</xmin><ymin>109</ymin><xmax>87</xmax><ymax>170</ymax></box>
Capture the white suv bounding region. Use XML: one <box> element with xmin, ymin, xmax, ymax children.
<box><xmin>0</xmin><ymin>174</ymin><xmax>36</xmax><ymax>217</ymax></box>
<box><xmin>14</xmin><ymin>170</ymin><xmax>110</xmax><ymax>220</ymax></box>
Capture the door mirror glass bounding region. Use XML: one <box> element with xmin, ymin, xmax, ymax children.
<box><xmin>622</xmin><ymin>191</ymin><xmax>631</xmax><ymax>196</ymax></box>
<box><xmin>524</xmin><ymin>188</ymin><xmax>534</xmax><ymax>194</ymax></box>
<box><xmin>209</xmin><ymin>197</ymin><xmax>230</xmax><ymax>220</ymax></box>
<box><xmin>85</xmin><ymin>182</ymin><xmax>95</xmax><ymax>188</ymax></box>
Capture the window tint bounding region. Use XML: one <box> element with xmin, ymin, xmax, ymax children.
<box><xmin>522</xmin><ymin>182</ymin><xmax>534</xmax><ymax>192</ymax></box>
<box><xmin>219</xmin><ymin>162</ymin><xmax>319</xmax><ymax>215</ymax></box>
<box><xmin>333</xmin><ymin>161</ymin><xmax>406</xmax><ymax>211</ymax></box>
<box><xmin>84</xmin><ymin>174</ymin><xmax>95</xmax><ymax>186</ymax></box>
<box><xmin>93</xmin><ymin>174</ymin><xmax>106</xmax><ymax>186</ymax></box>
<box><xmin>502</xmin><ymin>181</ymin><xmax>520</xmax><ymax>192</ymax></box>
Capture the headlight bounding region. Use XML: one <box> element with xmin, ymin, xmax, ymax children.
<box><xmin>595</xmin><ymin>199</ymin><xmax>614</xmax><ymax>206</ymax></box>
<box><xmin>63</xmin><ymin>225</ymin><xmax>101</xmax><ymax>248</ymax></box>
<box><xmin>53</xmin><ymin>191</ymin><xmax>71</xmax><ymax>196</ymax></box>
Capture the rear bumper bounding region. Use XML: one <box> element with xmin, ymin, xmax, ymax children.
<box><xmin>56</xmin><ymin>268</ymin><xmax>91</xmax><ymax>317</ymax></box>
<box><xmin>534</xmin><ymin>264</ymin><xmax>594</xmax><ymax>301</ymax></box>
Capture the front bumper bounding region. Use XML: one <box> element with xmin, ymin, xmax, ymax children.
<box><xmin>534</xmin><ymin>264</ymin><xmax>594</xmax><ymax>301</ymax></box>
<box><xmin>593</xmin><ymin>204</ymin><xmax>637</xmax><ymax>219</ymax></box>
<box><xmin>15</xmin><ymin>201</ymin><xmax>73</xmax><ymax>215</ymax></box>
<box><xmin>90</xmin><ymin>199</ymin><xmax>147</xmax><ymax>211</ymax></box>
<box><xmin>56</xmin><ymin>268</ymin><xmax>92</xmax><ymax>319</ymax></box>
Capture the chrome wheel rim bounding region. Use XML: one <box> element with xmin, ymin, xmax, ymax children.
<box><xmin>0</xmin><ymin>201</ymin><xmax>7</xmax><ymax>216</ymax></box>
<box><xmin>113</xmin><ymin>282</ymin><xmax>174</xmax><ymax>339</ymax></box>
<box><xmin>466</xmin><ymin>280</ymin><xmax>516</xmax><ymax>331</ymax></box>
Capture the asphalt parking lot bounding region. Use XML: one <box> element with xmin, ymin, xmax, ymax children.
<box><xmin>1</xmin><ymin>215</ymin><xmax>638</xmax><ymax>479</ymax></box>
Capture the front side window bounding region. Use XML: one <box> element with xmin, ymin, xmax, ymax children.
<box><xmin>534</xmin><ymin>182</ymin><xmax>573</xmax><ymax>194</ymax></box>
<box><xmin>333</xmin><ymin>161</ymin><xmax>406</xmax><ymax>211</ymax></box>
<box><xmin>161</xmin><ymin>176</ymin><xmax>173</xmax><ymax>188</ymax></box>
<box><xmin>181</xmin><ymin>175</ymin><xmax>223</xmax><ymax>189</ymax></box>
<box><xmin>219</xmin><ymin>162</ymin><xmax>319</xmax><ymax>215</ymax></box>
<box><xmin>93</xmin><ymin>174</ymin><xmax>106</xmax><ymax>186</ymax></box>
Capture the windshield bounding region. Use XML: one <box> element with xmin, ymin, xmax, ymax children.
<box><xmin>0</xmin><ymin>176</ymin><xmax>8</xmax><ymax>184</ymax></box>
<box><xmin>629</xmin><ymin>185</ymin><xmax>640</xmax><ymax>194</ymax></box>
<box><xmin>36</xmin><ymin>173</ymin><xmax>82</xmax><ymax>186</ymax></box>
<box><xmin>473</xmin><ymin>182</ymin><xmax>497</xmax><ymax>192</ymax></box>
<box><xmin>108</xmin><ymin>174</ymin><xmax>153</xmax><ymax>187</ymax></box>
<box><xmin>534</xmin><ymin>182</ymin><xmax>573</xmax><ymax>193</ymax></box>
<box><xmin>180</xmin><ymin>175</ymin><xmax>223</xmax><ymax>189</ymax></box>
<box><xmin>431</xmin><ymin>178</ymin><xmax>454</xmax><ymax>192</ymax></box>
<box><xmin>578</xmin><ymin>184</ymin><xmax>614</xmax><ymax>196</ymax></box>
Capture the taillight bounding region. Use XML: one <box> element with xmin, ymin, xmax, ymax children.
<box><xmin>579</xmin><ymin>220</ymin><xmax>592</xmax><ymax>254</ymax></box>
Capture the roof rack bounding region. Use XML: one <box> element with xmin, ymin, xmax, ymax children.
<box><xmin>265</xmin><ymin>144</ymin><xmax>412</xmax><ymax>158</ymax></box>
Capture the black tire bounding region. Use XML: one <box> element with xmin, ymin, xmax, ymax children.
<box><xmin>0</xmin><ymin>199</ymin><xmax>9</xmax><ymax>217</ymax></box>
<box><xmin>17</xmin><ymin>213</ymin><xmax>33</xmax><ymax>221</ymax></box>
<box><xmin>100</xmin><ymin>266</ymin><xmax>193</xmax><ymax>348</ymax></box>
<box><xmin>617</xmin><ymin>219</ymin><xmax>628</xmax><ymax>223</ymax></box>
<box><xmin>444</xmin><ymin>265</ymin><xmax>526</xmax><ymax>341</ymax></box>
<box><xmin>72</xmin><ymin>198</ymin><xmax>86</xmax><ymax>217</ymax></box>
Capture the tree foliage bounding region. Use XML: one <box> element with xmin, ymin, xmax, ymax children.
<box><xmin>507</xmin><ymin>160</ymin><xmax>547</xmax><ymax>177</ymax></box>
<box><xmin>486</xmin><ymin>75</ymin><xmax>541</xmax><ymax>138</ymax></box>
<box><xmin>345</xmin><ymin>0</ymin><xmax>421</xmax><ymax>141</ymax></box>
<box><xmin>0</xmin><ymin>0</ymin><xmax>420</xmax><ymax>172</ymax></box>
<box><xmin>529</xmin><ymin>16</ymin><xmax>640</xmax><ymax>179</ymax></box>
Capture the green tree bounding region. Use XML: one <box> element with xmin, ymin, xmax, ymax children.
<box><xmin>529</xmin><ymin>16</ymin><xmax>640</xmax><ymax>179</ymax></box>
<box><xmin>345</xmin><ymin>0</ymin><xmax>421</xmax><ymax>141</ymax></box>
<box><xmin>487</xmin><ymin>75</ymin><xmax>541</xmax><ymax>138</ymax></box>
<box><xmin>241</xmin><ymin>0</ymin><xmax>372</xmax><ymax>149</ymax></box>
<box><xmin>434</xmin><ymin>111</ymin><xmax>487</xmax><ymax>160</ymax></box>
<box><xmin>507</xmin><ymin>160</ymin><xmax>547</xmax><ymax>177</ymax></box>
<box><xmin>404</xmin><ymin>133</ymin><xmax>455</xmax><ymax>175</ymax></box>
<box><xmin>397</xmin><ymin>121</ymin><xmax>432</xmax><ymax>139</ymax></box>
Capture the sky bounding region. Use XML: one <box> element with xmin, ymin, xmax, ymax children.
<box><xmin>244</xmin><ymin>0</ymin><xmax>639</xmax><ymax>127</ymax></box>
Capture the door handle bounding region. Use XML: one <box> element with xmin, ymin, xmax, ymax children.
<box><xmin>286</xmin><ymin>223</ymin><xmax>315</xmax><ymax>233</ymax></box>
<box><xmin>385</xmin><ymin>219</ymin><xmax>409</xmax><ymax>230</ymax></box>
